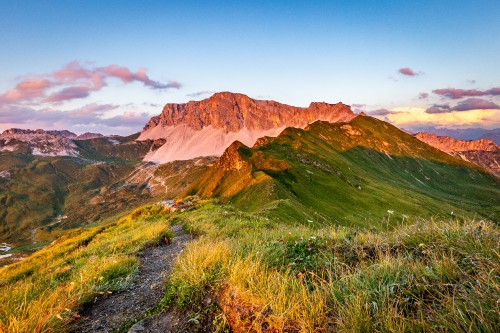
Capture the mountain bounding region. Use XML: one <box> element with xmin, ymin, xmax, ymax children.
<box><xmin>481</xmin><ymin>130</ymin><xmax>500</xmax><ymax>145</ymax></box>
<box><xmin>415</xmin><ymin>132</ymin><xmax>500</xmax><ymax>176</ymax></box>
<box><xmin>0</xmin><ymin>128</ymin><xmax>80</xmax><ymax>156</ymax></box>
<box><xmin>138</xmin><ymin>92</ymin><xmax>356</xmax><ymax>163</ymax></box>
<box><xmin>404</xmin><ymin>126</ymin><xmax>500</xmax><ymax>145</ymax></box>
<box><xmin>76</xmin><ymin>132</ymin><xmax>104</xmax><ymax>140</ymax></box>
<box><xmin>186</xmin><ymin>115</ymin><xmax>499</xmax><ymax>225</ymax></box>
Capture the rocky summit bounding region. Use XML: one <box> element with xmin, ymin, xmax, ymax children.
<box><xmin>138</xmin><ymin>92</ymin><xmax>356</xmax><ymax>163</ymax></box>
<box><xmin>415</xmin><ymin>132</ymin><xmax>500</xmax><ymax>176</ymax></box>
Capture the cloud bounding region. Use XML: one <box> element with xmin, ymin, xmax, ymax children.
<box><xmin>379</xmin><ymin>106</ymin><xmax>500</xmax><ymax>130</ymax></box>
<box><xmin>432</xmin><ymin>87</ymin><xmax>500</xmax><ymax>99</ymax></box>
<box><xmin>0</xmin><ymin>103</ymin><xmax>151</xmax><ymax>135</ymax></box>
<box><xmin>0</xmin><ymin>79</ymin><xmax>53</xmax><ymax>103</ymax></box>
<box><xmin>368</xmin><ymin>108</ymin><xmax>400</xmax><ymax>116</ymax></box>
<box><xmin>45</xmin><ymin>86</ymin><xmax>92</xmax><ymax>102</ymax></box>
<box><xmin>426</xmin><ymin>98</ymin><xmax>500</xmax><ymax>114</ymax></box>
<box><xmin>0</xmin><ymin>61</ymin><xmax>181</xmax><ymax>104</ymax></box>
<box><xmin>453</xmin><ymin>98</ymin><xmax>500</xmax><ymax>111</ymax></box>
<box><xmin>97</xmin><ymin>65</ymin><xmax>181</xmax><ymax>89</ymax></box>
<box><xmin>351</xmin><ymin>103</ymin><xmax>366</xmax><ymax>108</ymax></box>
<box><xmin>425</xmin><ymin>104</ymin><xmax>452</xmax><ymax>114</ymax></box>
<box><xmin>186</xmin><ymin>90</ymin><xmax>215</xmax><ymax>98</ymax></box>
<box><xmin>398</xmin><ymin>67</ymin><xmax>419</xmax><ymax>76</ymax></box>
<box><xmin>418</xmin><ymin>92</ymin><xmax>429</xmax><ymax>100</ymax></box>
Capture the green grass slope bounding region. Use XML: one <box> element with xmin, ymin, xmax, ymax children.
<box><xmin>0</xmin><ymin>155</ymin><xmax>133</xmax><ymax>244</ymax></box>
<box><xmin>186</xmin><ymin>115</ymin><xmax>500</xmax><ymax>226</ymax></box>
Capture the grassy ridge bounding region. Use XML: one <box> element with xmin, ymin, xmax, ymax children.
<box><xmin>0</xmin><ymin>205</ymin><xmax>172</xmax><ymax>333</ymax></box>
<box><xmin>167</xmin><ymin>201</ymin><xmax>500</xmax><ymax>332</ymax></box>
<box><xmin>187</xmin><ymin>116</ymin><xmax>499</xmax><ymax>226</ymax></box>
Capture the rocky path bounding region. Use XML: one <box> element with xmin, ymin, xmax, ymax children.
<box><xmin>72</xmin><ymin>224</ymin><xmax>191</xmax><ymax>333</ymax></box>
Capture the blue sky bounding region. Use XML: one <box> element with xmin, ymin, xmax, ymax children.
<box><xmin>1</xmin><ymin>1</ymin><xmax>499</xmax><ymax>134</ymax></box>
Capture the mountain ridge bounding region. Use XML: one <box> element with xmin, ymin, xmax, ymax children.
<box><xmin>415</xmin><ymin>132</ymin><xmax>500</xmax><ymax>176</ymax></box>
<box><xmin>138</xmin><ymin>92</ymin><xmax>356</xmax><ymax>163</ymax></box>
<box><xmin>185</xmin><ymin>115</ymin><xmax>499</xmax><ymax>224</ymax></box>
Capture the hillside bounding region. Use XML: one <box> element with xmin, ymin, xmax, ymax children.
<box><xmin>187</xmin><ymin>115</ymin><xmax>500</xmax><ymax>225</ymax></box>
<box><xmin>0</xmin><ymin>133</ymin><xmax>212</xmax><ymax>251</ymax></box>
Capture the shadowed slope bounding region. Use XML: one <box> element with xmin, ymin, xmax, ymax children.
<box><xmin>186</xmin><ymin>116</ymin><xmax>500</xmax><ymax>226</ymax></box>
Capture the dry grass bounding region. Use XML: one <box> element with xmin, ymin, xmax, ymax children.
<box><xmin>0</xmin><ymin>205</ymin><xmax>172</xmax><ymax>333</ymax></box>
<box><xmin>167</xmin><ymin>202</ymin><xmax>500</xmax><ymax>332</ymax></box>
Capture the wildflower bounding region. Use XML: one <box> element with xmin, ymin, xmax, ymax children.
<box><xmin>308</xmin><ymin>247</ymin><xmax>313</xmax><ymax>252</ymax></box>
<box><xmin>387</xmin><ymin>210</ymin><xmax>394</xmax><ymax>215</ymax></box>
<box><xmin>297</xmin><ymin>272</ymin><xmax>303</xmax><ymax>278</ymax></box>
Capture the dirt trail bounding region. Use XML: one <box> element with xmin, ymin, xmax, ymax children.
<box><xmin>72</xmin><ymin>224</ymin><xmax>191</xmax><ymax>333</ymax></box>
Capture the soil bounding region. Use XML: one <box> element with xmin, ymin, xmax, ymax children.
<box><xmin>71</xmin><ymin>224</ymin><xmax>192</xmax><ymax>333</ymax></box>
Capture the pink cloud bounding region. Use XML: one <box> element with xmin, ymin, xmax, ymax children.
<box><xmin>0</xmin><ymin>61</ymin><xmax>181</xmax><ymax>104</ymax></box>
<box><xmin>425</xmin><ymin>98</ymin><xmax>499</xmax><ymax>113</ymax></box>
<box><xmin>432</xmin><ymin>87</ymin><xmax>500</xmax><ymax>99</ymax></box>
<box><xmin>453</xmin><ymin>98</ymin><xmax>499</xmax><ymax>111</ymax></box>
<box><xmin>398</xmin><ymin>67</ymin><xmax>419</xmax><ymax>76</ymax></box>
<box><xmin>0</xmin><ymin>79</ymin><xmax>52</xmax><ymax>103</ymax></box>
<box><xmin>418</xmin><ymin>92</ymin><xmax>429</xmax><ymax>100</ymax></box>
<box><xmin>52</xmin><ymin>61</ymin><xmax>91</xmax><ymax>81</ymax></box>
<box><xmin>44</xmin><ymin>86</ymin><xmax>92</xmax><ymax>102</ymax></box>
<box><xmin>97</xmin><ymin>64</ymin><xmax>180</xmax><ymax>89</ymax></box>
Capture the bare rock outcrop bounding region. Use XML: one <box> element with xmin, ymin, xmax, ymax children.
<box><xmin>415</xmin><ymin>132</ymin><xmax>500</xmax><ymax>176</ymax></box>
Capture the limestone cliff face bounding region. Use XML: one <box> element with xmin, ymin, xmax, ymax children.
<box><xmin>139</xmin><ymin>92</ymin><xmax>356</xmax><ymax>163</ymax></box>
<box><xmin>415</xmin><ymin>132</ymin><xmax>500</xmax><ymax>176</ymax></box>
<box><xmin>415</xmin><ymin>132</ymin><xmax>498</xmax><ymax>153</ymax></box>
<box><xmin>143</xmin><ymin>92</ymin><xmax>355</xmax><ymax>133</ymax></box>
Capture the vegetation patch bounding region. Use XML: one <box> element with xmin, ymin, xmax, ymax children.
<box><xmin>0</xmin><ymin>205</ymin><xmax>171</xmax><ymax>333</ymax></box>
<box><xmin>165</xmin><ymin>202</ymin><xmax>499</xmax><ymax>332</ymax></box>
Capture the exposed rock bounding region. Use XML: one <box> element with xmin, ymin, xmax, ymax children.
<box><xmin>76</xmin><ymin>132</ymin><xmax>104</xmax><ymax>140</ymax></box>
<box><xmin>0</xmin><ymin>129</ymin><xmax>80</xmax><ymax>156</ymax></box>
<box><xmin>139</xmin><ymin>92</ymin><xmax>356</xmax><ymax>163</ymax></box>
<box><xmin>1</xmin><ymin>128</ymin><xmax>77</xmax><ymax>137</ymax></box>
<box><xmin>415</xmin><ymin>132</ymin><xmax>500</xmax><ymax>176</ymax></box>
<box><xmin>215</xmin><ymin>141</ymin><xmax>251</xmax><ymax>171</ymax></box>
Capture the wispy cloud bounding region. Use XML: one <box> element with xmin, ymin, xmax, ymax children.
<box><xmin>0</xmin><ymin>61</ymin><xmax>181</xmax><ymax>104</ymax></box>
<box><xmin>368</xmin><ymin>108</ymin><xmax>403</xmax><ymax>116</ymax></box>
<box><xmin>186</xmin><ymin>90</ymin><xmax>215</xmax><ymax>98</ymax></box>
<box><xmin>418</xmin><ymin>92</ymin><xmax>429</xmax><ymax>100</ymax></box>
<box><xmin>432</xmin><ymin>87</ymin><xmax>500</xmax><ymax>99</ymax></box>
<box><xmin>398</xmin><ymin>67</ymin><xmax>419</xmax><ymax>77</ymax></box>
<box><xmin>426</xmin><ymin>98</ymin><xmax>500</xmax><ymax>114</ymax></box>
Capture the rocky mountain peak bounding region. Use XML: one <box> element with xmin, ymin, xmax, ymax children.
<box><xmin>415</xmin><ymin>132</ymin><xmax>498</xmax><ymax>153</ymax></box>
<box><xmin>142</xmin><ymin>92</ymin><xmax>355</xmax><ymax>134</ymax></box>
<box><xmin>138</xmin><ymin>92</ymin><xmax>357</xmax><ymax>163</ymax></box>
<box><xmin>415</xmin><ymin>132</ymin><xmax>500</xmax><ymax>176</ymax></box>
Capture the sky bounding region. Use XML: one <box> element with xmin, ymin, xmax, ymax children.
<box><xmin>1</xmin><ymin>0</ymin><xmax>499</xmax><ymax>135</ymax></box>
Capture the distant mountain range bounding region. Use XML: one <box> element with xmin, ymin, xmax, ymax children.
<box><xmin>405</xmin><ymin>126</ymin><xmax>500</xmax><ymax>145</ymax></box>
<box><xmin>415</xmin><ymin>132</ymin><xmax>499</xmax><ymax>176</ymax></box>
